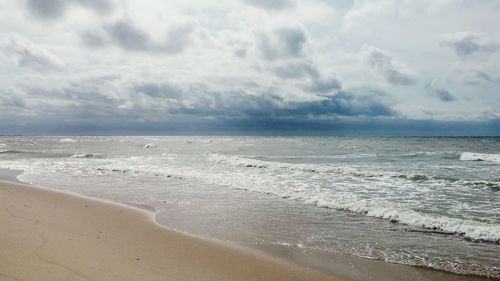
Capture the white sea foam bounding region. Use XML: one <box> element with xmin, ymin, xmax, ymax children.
<box><xmin>1</xmin><ymin>152</ymin><xmax>499</xmax><ymax>244</ymax></box>
<box><xmin>205</xmin><ymin>153</ymin><xmax>500</xmax><ymax>243</ymax></box>
<box><xmin>399</xmin><ymin>151</ymin><xmax>451</xmax><ymax>157</ymax></box>
<box><xmin>1</xmin><ymin>136</ymin><xmax>499</xmax><ymax>277</ymax></box>
<box><xmin>207</xmin><ymin>154</ymin><xmax>499</xmax><ymax>188</ymax></box>
<box><xmin>71</xmin><ymin>152</ymin><xmax>99</xmax><ymax>158</ymax></box>
<box><xmin>312</xmin><ymin>196</ymin><xmax>500</xmax><ymax>243</ymax></box>
<box><xmin>207</xmin><ymin>153</ymin><xmax>404</xmax><ymax>178</ymax></box>
<box><xmin>254</xmin><ymin>154</ymin><xmax>377</xmax><ymax>159</ymax></box>
<box><xmin>60</xmin><ymin>138</ymin><xmax>78</xmax><ymax>143</ymax></box>
<box><xmin>252</xmin><ymin>182</ymin><xmax>500</xmax><ymax>243</ymax></box>
<box><xmin>460</xmin><ymin>152</ymin><xmax>500</xmax><ymax>163</ymax></box>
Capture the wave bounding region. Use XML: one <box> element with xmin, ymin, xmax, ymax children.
<box><xmin>210</xmin><ymin>154</ymin><xmax>438</xmax><ymax>181</ymax></box>
<box><xmin>244</xmin><ymin>181</ymin><xmax>500</xmax><ymax>243</ymax></box>
<box><xmin>395</xmin><ymin>174</ymin><xmax>500</xmax><ymax>189</ymax></box>
<box><xmin>60</xmin><ymin>138</ymin><xmax>78</xmax><ymax>143</ymax></box>
<box><xmin>460</xmin><ymin>152</ymin><xmax>500</xmax><ymax>163</ymax></box>
<box><xmin>207</xmin><ymin>153</ymin><xmax>500</xmax><ymax>243</ymax></box>
<box><xmin>238</xmin><ymin>176</ymin><xmax>500</xmax><ymax>243</ymax></box>
<box><xmin>404</xmin><ymin>151</ymin><xmax>440</xmax><ymax>157</ymax></box>
<box><xmin>2</xmin><ymin>153</ymin><xmax>498</xmax><ymax>244</ymax></box>
<box><xmin>70</xmin><ymin>152</ymin><xmax>102</xmax><ymax>158</ymax></box>
<box><xmin>0</xmin><ymin>149</ymin><xmax>69</xmax><ymax>158</ymax></box>
<box><xmin>209</xmin><ymin>154</ymin><xmax>500</xmax><ymax>190</ymax></box>
<box><xmin>464</xmin><ymin>180</ymin><xmax>500</xmax><ymax>190</ymax></box>
<box><xmin>253</xmin><ymin>152</ymin><xmax>458</xmax><ymax>160</ymax></box>
<box><xmin>398</xmin><ymin>151</ymin><xmax>461</xmax><ymax>158</ymax></box>
<box><xmin>0</xmin><ymin>149</ymin><xmax>24</xmax><ymax>154</ymax></box>
<box><xmin>254</xmin><ymin>154</ymin><xmax>377</xmax><ymax>160</ymax></box>
<box><xmin>208</xmin><ymin>153</ymin><xmax>397</xmax><ymax>178</ymax></box>
<box><xmin>310</xmin><ymin>197</ymin><xmax>500</xmax><ymax>244</ymax></box>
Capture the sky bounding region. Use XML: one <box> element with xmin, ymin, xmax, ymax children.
<box><xmin>0</xmin><ymin>0</ymin><xmax>499</xmax><ymax>135</ymax></box>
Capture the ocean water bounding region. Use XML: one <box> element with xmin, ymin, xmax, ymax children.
<box><xmin>0</xmin><ymin>136</ymin><xmax>499</xmax><ymax>278</ymax></box>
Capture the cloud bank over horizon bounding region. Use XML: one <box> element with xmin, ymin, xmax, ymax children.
<box><xmin>0</xmin><ymin>0</ymin><xmax>499</xmax><ymax>135</ymax></box>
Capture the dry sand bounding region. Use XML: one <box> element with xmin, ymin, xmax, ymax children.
<box><xmin>0</xmin><ymin>181</ymin><xmax>341</xmax><ymax>281</ymax></box>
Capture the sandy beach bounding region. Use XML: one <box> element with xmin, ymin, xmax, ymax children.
<box><xmin>0</xmin><ymin>181</ymin><xmax>339</xmax><ymax>281</ymax></box>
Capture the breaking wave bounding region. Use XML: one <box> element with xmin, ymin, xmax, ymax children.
<box><xmin>71</xmin><ymin>152</ymin><xmax>102</xmax><ymax>158</ymax></box>
<box><xmin>460</xmin><ymin>152</ymin><xmax>500</xmax><ymax>163</ymax></box>
<box><xmin>207</xmin><ymin>153</ymin><xmax>500</xmax><ymax>243</ymax></box>
<box><xmin>208</xmin><ymin>153</ymin><xmax>500</xmax><ymax>190</ymax></box>
<box><xmin>1</xmin><ymin>150</ymin><xmax>499</xmax><ymax>244</ymax></box>
<box><xmin>0</xmin><ymin>149</ymin><xmax>24</xmax><ymax>154</ymax></box>
<box><xmin>208</xmin><ymin>153</ymin><xmax>398</xmax><ymax>178</ymax></box>
<box><xmin>60</xmin><ymin>138</ymin><xmax>78</xmax><ymax>143</ymax></box>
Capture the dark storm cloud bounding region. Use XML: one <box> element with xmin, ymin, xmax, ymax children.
<box><xmin>1</xmin><ymin>76</ymin><xmax>395</xmax><ymax>133</ymax></box>
<box><xmin>257</xmin><ymin>27</ymin><xmax>306</xmax><ymax>60</ymax></box>
<box><xmin>26</xmin><ymin>0</ymin><xmax>114</xmax><ymax>19</ymax></box>
<box><xmin>441</xmin><ymin>32</ymin><xmax>499</xmax><ymax>59</ymax></box>
<box><xmin>8</xmin><ymin>76</ymin><xmax>500</xmax><ymax>136</ymax></box>
<box><xmin>364</xmin><ymin>46</ymin><xmax>417</xmax><ymax>86</ymax></box>
<box><xmin>268</xmin><ymin>59</ymin><xmax>369</xmax><ymax>113</ymax></box>
<box><xmin>128</xmin><ymin>79</ymin><xmax>392</xmax><ymax>119</ymax></box>
<box><xmin>81</xmin><ymin>20</ymin><xmax>194</xmax><ymax>54</ymax></box>
<box><xmin>282</xmin><ymin>91</ymin><xmax>394</xmax><ymax>117</ymax></box>
<box><xmin>137</xmin><ymin>86</ymin><xmax>393</xmax><ymax>119</ymax></box>
<box><xmin>241</xmin><ymin>0</ymin><xmax>296</xmax><ymax>10</ymax></box>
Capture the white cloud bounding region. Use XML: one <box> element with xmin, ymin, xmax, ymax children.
<box><xmin>241</xmin><ymin>0</ymin><xmax>296</xmax><ymax>10</ymax></box>
<box><xmin>256</xmin><ymin>26</ymin><xmax>307</xmax><ymax>60</ymax></box>
<box><xmin>441</xmin><ymin>32</ymin><xmax>499</xmax><ymax>59</ymax></box>
<box><xmin>1</xmin><ymin>34</ymin><xmax>65</xmax><ymax>70</ymax></box>
<box><xmin>26</xmin><ymin>0</ymin><xmax>114</xmax><ymax>19</ymax></box>
<box><xmin>0</xmin><ymin>0</ymin><xmax>499</xmax><ymax>131</ymax></box>
<box><xmin>362</xmin><ymin>45</ymin><xmax>417</xmax><ymax>86</ymax></box>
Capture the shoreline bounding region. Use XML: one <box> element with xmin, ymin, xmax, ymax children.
<box><xmin>0</xmin><ymin>180</ymin><xmax>339</xmax><ymax>281</ymax></box>
<box><xmin>0</xmin><ymin>173</ymin><xmax>495</xmax><ymax>281</ymax></box>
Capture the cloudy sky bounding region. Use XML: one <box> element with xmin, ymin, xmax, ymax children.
<box><xmin>1</xmin><ymin>0</ymin><xmax>499</xmax><ymax>135</ymax></box>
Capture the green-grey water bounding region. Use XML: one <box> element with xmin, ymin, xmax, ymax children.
<box><xmin>1</xmin><ymin>136</ymin><xmax>499</xmax><ymax>278</ymax></box>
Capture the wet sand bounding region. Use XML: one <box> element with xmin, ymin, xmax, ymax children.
<box><xmin>0</xmin><ymin>181</ymin><xmax>340</xmax><ymax>281</ymax></box>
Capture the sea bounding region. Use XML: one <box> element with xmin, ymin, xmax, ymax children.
<box><xmin>0</xmin><ymin>136</ymin><xmax>499</xmax><ymax>279</ymax></box>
